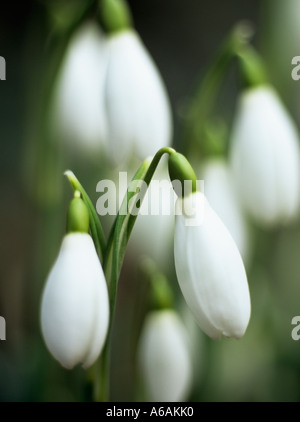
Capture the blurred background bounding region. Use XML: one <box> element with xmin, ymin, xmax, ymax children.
<box><xmin>1</xmin><ymin>0</ymin><xmax>300</xmax><ymax>402</ymax></box>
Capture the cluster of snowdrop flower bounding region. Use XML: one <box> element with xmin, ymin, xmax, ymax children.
<box><xmin>51</xmin><ymin>0</ymin><xmax>172</xmax><ymax>165</ymax></box>
<box><xmin>40</xmin><ymin>148</ymin><xmax>251</xmax><ymax>402</ymax></box>
<box><xmin>40</xmin><ymin>1</ymin><xmax>300</xmax><ymax>401</ymax></box>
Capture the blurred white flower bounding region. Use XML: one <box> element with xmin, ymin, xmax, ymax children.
<box><xmin>105</xmin><ymin>29</ymin><xmax>172</xmax><ymax>164</ymax></box>
<box><xmin>129</xmin><ymin>161</ymin><xmax>176</xmax><ymax>268</ymax></box>
<box><xmin>51</xmin><ymin>22</ymin><xmax>108</xmax><ymax>156</ymax></box>
<box><xmin>174</xmin><ymin>191</ymin><xmax>251</xmax><ymax>340</ymax></box>
<box><xmin>138</xmin><ymin>310</ymin><xmax>192</xmax><ymax>402</ymax></box>
<box><xmin>230</xmin><ymin>85</ymin><xmax>300</xmax><ymax>227</ymax></box>
<box><xmin>41</xmin><ymin>233</ymin><xmax>109</xmax><ymax>369</ymax></box>
<box><xmin>202</xmin><ymin>158</ymin><xmax>251</xmax><ymax>263</ymax></box>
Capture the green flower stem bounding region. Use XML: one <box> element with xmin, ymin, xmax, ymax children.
<box><xmin>64</xmin><ymin>170</ymin><xmax>106</xmax><ymax>262</ymax></box>
<box><xmin>98</xmin><ymin>146</ymin><xmax>175</xmax><ymax>402</ymax></box>
<box><xmin>103</xmin><ymin>147</ymin><xmax>176</xmax><ymax>279</ymax></box>
<box><xmin>125</xmin><ymin>147</ymin><xmax>176</xmax><ymax>241</ymax></box>
<box><xmin>110</xmin><ymin>147</ymin><xmax>175</xmax><ymax>308</ymax></box>
<box><xmin>181</xmin><ymin>21</ymin><xmax>254</xmax><ymax>157</ymax></box>
<box><xmin>96</xmin><ymin>159</ymin><xmax>150</xmax><ymax>402</ymax></box>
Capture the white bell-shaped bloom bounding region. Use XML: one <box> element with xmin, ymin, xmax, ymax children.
<box><xmin>174</xmin><ymin>191</ymin><xmax>251</xmax><ymax>340</ymax></box>
<box><xmin>138</xmin><ymin>310</ymin><xmax>192</xmax><ymax>402</ymax></box>
<box><xmin>41</xmin><ymin>233</ymin><xmax>109</xmax><ymax>369</ymax></box>
<box><xmin>105</xmin><ymin>29</ymin><xmax>172</xmax><ymax>164</ymax></box>
<box><xmin>51</xmin><ymin>22</ymin><xmax>108</xmax><ymax>156</ymax></box>
<box><xmin>202</xmin><ymin>158</ymin><xmax>251</xmax><ymax>263</ymax></box>
<box><xmin>230</xmin><ymin>85</ymin><xmax>300</xmax><ymax>227</ymax></box>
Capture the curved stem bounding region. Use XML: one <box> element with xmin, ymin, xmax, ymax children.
<box><xmin>181</xmin><ymin>21</ymin><xmax>254</xmax><ymax>157</ymax></box>
<box><xmin>98</xmin><ymin>146</ymin><xmax>175</xmax><ymax>401</ymax></box>
<box><xmin>103</xmin><ymin>147</ymin><xmax>175</xmax><ymax>276</ymax></box>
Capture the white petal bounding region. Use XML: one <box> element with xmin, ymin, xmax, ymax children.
<box><xmin>51</xmin><ymin>22</ymin><xmax>108</xmax><ymax>156</ymax></box>
<box><xmin>138</xmin><ymin>310</ymin><xmax>192</xmax><ymax>402</ymax></box>
<box><xmin>41</xmin><ymin>233</ymin><xmax>109</xmax><ymax>369</ymax></box>
<box><xmin>230</xmin><ymin>85</ymin><xmax>300</xmax><ymax>227</ymax></box>
<box><xmin>105</xmin><ymin>30</ymin><xmax>172</xmax><ymax>164</ymax></box>
<box><xmin>81</xmin><ymin>253</ymin><xmax>110</xmax><ymax>369</ymax></box>
<box><xmin>174</xmin><ymin>192</ymin><xmax>251</xmax><ymax>339</ymax></box>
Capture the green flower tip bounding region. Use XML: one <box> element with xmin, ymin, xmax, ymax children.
<box><xmin>231</xmin><ymin>20</ymin><xmax>255</xmax><ymax>47</ymax></box>
<box><xmin>64</xmin><ymin>169</ymin><xmax>75</xmax><ymax>179</ymax></box>
<box><xmin>140</xmin><ymin>258</ymin><xmax>173</xmax><ymax>310</ymax></box>
<box><xmin>151</xmin><ymin>274</ymin><xmax>174</xmax><ymax>311</ymax></box>
<box><xmin>98</xmin><ymin>0</ymin><xmax>132</xmax><ymax>34</ymax></box>
<box><xmin>168</xmin><ymin>152</ymin><xmax>199</xmax><ymax>197</ymax></box>
<box><xmin>67</xmin><ymin>192</ymin><xmax>90</xmax><ymax>234</ymax></box>
<box><xmin>237</xmin><ymin>45</ymin><xmax>268</xmax><ymax>89</ymax></box>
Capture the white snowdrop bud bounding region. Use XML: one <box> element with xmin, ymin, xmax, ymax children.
<box><xmin>41</xmin><ymin>232</ymin><xmax>109</xmax><ymax>369</ymax></box>
<box><xmin>174</xmin><ymin>191</ymin><xmax>251</xmax><ymax>340</ymax></box>
<box><xmin>105</xmin><ymin>29</ymin><xmax>172</xmax><ymax>164</ymax></box>
<box><xmin>230</xmin><ymin>85</ymin><xmax>300</xmax><ymax>227</ymax></box>
<box><xmin>51</xmin><ymin>22</ymin><xmax>108</xmax><ymax>156</ymax></box>
<box><xmin>138</xmin><ymin>310</ymin><xmax>192</xmax><ymax>402</ymax></box>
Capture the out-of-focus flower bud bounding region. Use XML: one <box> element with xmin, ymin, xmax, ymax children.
<box><xmin>230</xmin><ymin>85</ymin><xmax>300</xmax><ymax>227</ymax></box>
<box><xmin>138</xmin><ymin>310</ymin><xmax>192</xmax><ymax>402</ymax></box>
<box><xmin>105</xmin><ymin>28</ymin><xmax>172</xmax><ymax>164</ymax></box>
<box><xmin>51</xmin><ymin>22</ymin><xmax>108</xmax><ymax>157</ymax></box>
<box><xmin>202</xmin><ymin>158</ymin><xmax>251</xmax><ymax>263</ymax></box>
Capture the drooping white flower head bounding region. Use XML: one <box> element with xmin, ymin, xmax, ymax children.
<box><xmin>202</xmin><ymin>158</ymin><xmax>251</xmax><ymax>263</ymax></box>
<box><xmin>51</xmin><ymin>22</ymin><xmax>108</xmax><ymax>156</ymax></box>
<box><xmin>174</xmin><ymin>191</ymin><xmax>251</xmax><ymax>340</ymax></box>
<box><xmin>104</xmin><ymin>29</ymin><xmax>173</xmax><ymax>164</ymax></box>
<box><xmin>138</xmin><ymin>310</ymin><xmax>192</xmax><ymax>402</ymax></box>
<box><xmin>230</xmin><ymin>85</ymin><xmax>300</xmax><ymax>227</ymax></box>
<box><xmin>41</xmin><ymin>232</ymin><xmax>109</xmax><ymax>369</ymax></box>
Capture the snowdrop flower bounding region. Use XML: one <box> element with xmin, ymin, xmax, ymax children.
<box><xmin>167</xmin><ymin>151</ymin><xmax>250</xmax><ymax>339</ymax></box>
<box><xmin>202</xmin><ymin>158</ymin><xmax>251</xmax><ymax>263</ymax></box>
<box><xmin>138</xmin><ymin>310</ymin><xmax>192</xmax><ymax>402</ymax></box>
<box><xmin>41</xmin><ymin>194</ymin><xmax>109</xmax><ymax>369</ymax></box>
<box><xmin>104</xmin><ymin>29</ymin><xmax>172</xmax><ymax>164</ymax></box>
<box><xmin>174</xmin><ymin>191</ymin><xmax>251</xmax><ymax>339</ymax></box>
<box><xmin>230</xmin><ymin>85</ymin><xmax>300</xmax><ymax>227</ymax></box>
<box><xmin>51</xmin><ymin>21</ymin><xmax>108</xmax><ymax>156</ymax></box>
